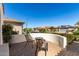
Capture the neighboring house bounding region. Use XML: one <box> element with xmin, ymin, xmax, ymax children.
<box><xmin>57</xmin><ymin>25</ymin><xmax>75</xmax><ymax>33</ymax></box>
<box><xmin>74</xmin><ymin>21</ymin><xmax>79</xmax><ymax>32</ymax></box>
<box><xmin>75</xmin><ymin>21</ymin><xmax>79</xmax><ymax>27</ymax></box>
<box><xmin>56</xmin><ymin>25</ymin><xmax>76</xmax><ymax>33</ymax></box>
<box><xmin>3</xmin><ymin>18</ymin><xmax>24</xmax><ymax>34</ymax></box>
<box><xmin>0</xmin><ymin>3</ymin><xmax>24</xmax><ymax>35</ymax></box>
<box><xmin>33</xmin><ymin>25</ymin><xmax>76</xmax><ymax>34</ymax></box>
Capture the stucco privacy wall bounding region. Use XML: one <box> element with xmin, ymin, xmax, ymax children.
<box><xmin>10</xmin><ymin>33</ymin><xmax>67</xmax><ymax>48</ymax></box>
<box><xmin>30</xmin><ymin>33</ymin><xmax>67</xmax><ymax>48</ymax></box>
<box><xmin>10</xmin><ymin>35</ymin><xmax>26</xmax><ymax>44</ymax></box>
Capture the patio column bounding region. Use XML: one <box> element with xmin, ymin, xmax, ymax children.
<box><xmin>0</xmin><ymin>3</ymin><xmax>3</xmax><ymax>45</ymax></box>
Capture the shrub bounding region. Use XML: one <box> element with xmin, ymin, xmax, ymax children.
<box><xmin>65</xmin><ymin>34</ymin><xmax>75</xmax><ymax>44</ymax></box>
<box><xmin>73</xmin><ymin>28</ymin><xmax>79</xmax><ymax>35</ymax></box>
<box><xmin>2</xmin><ymin>24</ymin><xmax>13</xmax><ymax>43</ymax></box>
<box><xmin>12</xmin><ymin>31</ymin><xmax>18</xmax><ymax>34</ymax></box>
<box><xmin>73</xmin><ymin>28</ymin><xmax>79</xmax><ymax>41</ymax></box>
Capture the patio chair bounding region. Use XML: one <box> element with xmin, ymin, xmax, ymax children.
<box><xmin>35</xmin><ymin>37</ymin><xmax>48</xmax><ymax>56</ymax></box>
<box><xmin>22</xmin><ymin>31</ymin><xmax>34</xmax><ymax>48</ymax></box>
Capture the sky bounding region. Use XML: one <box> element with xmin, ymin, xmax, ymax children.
<box><xmin>3</xmin><ymin>3</ymin><xmax>79</xmax><ymax>28</ymax></box>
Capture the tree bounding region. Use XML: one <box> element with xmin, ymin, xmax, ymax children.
<box><xmin>39</xmin><ymin>28</ymin><xmax>48</xmax><ymax>33</ymax></box>
<box><xmin>76</xmin><ymin>21</ymin><xmax>79</xmax><ymax>25</ymax></box>
<box><xmin>23</xmin><ymin>28</ymin><xmax>32</xmax><ymax>33</ymax></box>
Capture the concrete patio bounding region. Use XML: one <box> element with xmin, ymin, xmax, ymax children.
<box><xmin>9</xmin><ymin>41</ymin><xmax>61</xmax><ymax>56</ymax></box>
<box><xmin>9</xmin><ymin>41</ymin><xmax>79</xmax><ymax>56</ymax></box>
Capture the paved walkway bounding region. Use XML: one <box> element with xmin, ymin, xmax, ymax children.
<box><xmin>58</xmin><ymin>41</ymin><xmax>79</xmax><ymax>56</ymax></box>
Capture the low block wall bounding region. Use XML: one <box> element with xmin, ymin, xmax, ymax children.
<box><xmin>10</xmin><ymin>33</ymin><xmax>67</xmax><ymax>49</ymax></box>
<box><xmin>30</xmin><ymin>33</ymin><xmax>67</xmax><ymax>49</ymax></box>
<box><xmin>0</xmin><ymin>43</ymin><xmax>9</xmax><ymax>56</ymax></box>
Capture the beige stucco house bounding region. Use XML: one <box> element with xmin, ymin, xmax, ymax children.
<box><xmin>0</xmin><ymin>3</ymin><xmax>24</xmax><ymax>45</ymax></box>
<box><xmin>3</xmin><ymin>18</ymin><xmax>24</xmax><ymax>34</ymax></box>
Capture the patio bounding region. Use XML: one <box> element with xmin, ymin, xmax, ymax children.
<box><xmin>9</xmin><ymin>41</ymin><xmax>61</xmax><ymax>56</ymax></box>
<box><xmin>9</xmin><ymin>33</ymin><xmax>66</xmax><ymax>56</ymax></box>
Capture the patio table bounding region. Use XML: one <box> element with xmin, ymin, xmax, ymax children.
<box><xmin>35</xmin><ymin>37</ymin><xmax>48</xmax><ymax>56</ymax></box>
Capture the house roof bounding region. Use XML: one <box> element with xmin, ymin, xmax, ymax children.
<box><xmin>3</xmin><ymin>18</ymin><xmax>24</xmax><ymax>24</ymax></box>
<box><xmin>0</xmin><ymin>3</ymin><xmax>24</xmax><ymax>25</ymax></box>
<box><xmin>57</xmin><ymin>25</ymin><xmax>76</xmax><ymax>29</ymax></box>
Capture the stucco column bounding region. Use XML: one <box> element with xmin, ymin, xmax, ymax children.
<box><xmin>0</xmin><ymin>12</ymin><xmax>3</xmax><ymax>45</ymax></box>
<box><xmin>0</xmin><ymin>4</ymin><xmax>3</xmax><ymax>45</ymax></box>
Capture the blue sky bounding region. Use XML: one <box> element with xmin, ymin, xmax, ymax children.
<box><xmin>3</xmin><ymin>3</ymin><xmax>79</xmax><ymax>28</ymax></box>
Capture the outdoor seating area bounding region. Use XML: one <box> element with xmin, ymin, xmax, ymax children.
<box><xmin>9</xmin><ymin>33</ymin><xmax>66</xmax><ymax>56</ymax></box>
<box><xmin>9</xmin><ymin>41</ymin><xmax>61</xmax><ymax>56</ymax></box>
<box><xmin>1</xmin><ymin>3</ymin><xmax>79</xmax><ymax>57</ymax></box>
<box><xmin>9</xmin><ymin>39</ymin><xmax>79</xmax><ymax>56</ymax></box>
